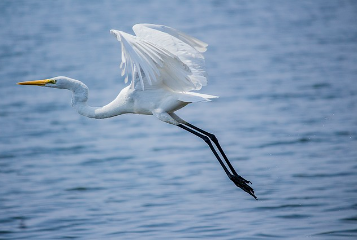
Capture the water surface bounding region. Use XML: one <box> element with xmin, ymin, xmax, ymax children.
<box><xmin>1</xmin><ymin>0</ymin><xmax>357</xmax><ymax>239</ymax></box>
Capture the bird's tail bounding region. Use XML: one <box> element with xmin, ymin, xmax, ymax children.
<box><xmin>178</xmin><ymin>92</ymin><xmax>218</xmax><ymax>103</ymax></box>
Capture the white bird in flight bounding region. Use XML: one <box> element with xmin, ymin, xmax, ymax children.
<box><xmin>18</xmin><ymin>24</ymin><xmax>256</xmax><ymax>199</ymax></box>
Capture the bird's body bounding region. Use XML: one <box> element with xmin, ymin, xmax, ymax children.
<box><xmin>18</xmin><ymin>24</ymin><xmax>256</xmax><ymax>199</ymax></box>
<box><xmin>61</xmin><ymin>76</ymin><xmax>213</xmax><ymax>124</ymax></box>
<box><xmin>72</xmin><ymin>80</ymin><xmax>189</xmax><ymax>119</ymax></box>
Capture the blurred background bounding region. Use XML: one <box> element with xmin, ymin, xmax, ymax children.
<box><xmin>0</xmin><ymin>0</ymin><xmax>356</xmax><ymax>239</ymax></box>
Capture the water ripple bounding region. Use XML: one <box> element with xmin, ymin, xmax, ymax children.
<box><xmin>1</xmin><ymin>1</ymin><xmax>356</xmax><ymax>239</ymax></box>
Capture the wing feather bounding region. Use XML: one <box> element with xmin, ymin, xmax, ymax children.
<box><xmin>133</xmin><ymin>24</ymin><xmax>208</xmax><ymax>89</ymax></box>
<box><xmin>111</xmin><ymin>24</ymin><xmax>208</xmax><ymax>92</ymax></box>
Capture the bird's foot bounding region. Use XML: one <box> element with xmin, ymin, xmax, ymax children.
<box><xmin>229</xmin><ymin>174</ymin><xmax>257</xmax><ymax>200</ymax></box>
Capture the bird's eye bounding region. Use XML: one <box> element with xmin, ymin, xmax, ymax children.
<box><xmin>48</xmin><ymin>79</ymin><xmax>57</xmax><ymax>84</ymax></box>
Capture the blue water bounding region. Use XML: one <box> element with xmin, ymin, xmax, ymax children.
<box><xmin>1</xmin><ymin>0</ymin><xmax>357</xmax><ymax>239</ymax></box>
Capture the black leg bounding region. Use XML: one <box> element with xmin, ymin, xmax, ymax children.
<box><xmin>178</xmin><ymin>124</ymin><xmax>257</xmax><ymax>199</ymax></box>
<box><xmin>185</xmin><ymin>123</ymin><xmax>240</xmax><ymax>177</ymax></box>
<box><xmin>178</xmin><ymin>124</ymin><xmax>231</xmax><ymax>176</ymax></box>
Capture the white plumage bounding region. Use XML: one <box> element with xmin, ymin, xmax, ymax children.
<box><xmin>18</xmin><ymin>24</ymin><xmax>256</xmax><ymax>199</ymax></box>
<box><xmin>111</xmin><ymin>24</ymin><xmax>208</xmax><ymax>92</ymax></box>
<box><xmin>18</xmin><ymin>23</ymin><xmax>217</xmax><ymax>124</ymax></box>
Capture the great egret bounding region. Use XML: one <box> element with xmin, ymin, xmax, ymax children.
<box><xmin>18</xmin><ymin>24</ymin><xmax>256</xmax><ymax>199</ymax></box>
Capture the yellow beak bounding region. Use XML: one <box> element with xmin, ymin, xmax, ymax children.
<box><xmin>17</xmin><ymin>79</ymin><xmax>52</xmax><ymax>86</ymax></box>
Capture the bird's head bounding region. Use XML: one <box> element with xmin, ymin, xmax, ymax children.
<box><xmin>17</xmin><ymin>76</ymin><xmax>79</xmax><ymax>89</ymax></box>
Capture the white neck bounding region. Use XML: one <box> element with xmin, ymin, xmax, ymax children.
<box><xmin>69</xmin><ymin>81</ymin><xmax>126</xmax><ymax>119</ymax></box>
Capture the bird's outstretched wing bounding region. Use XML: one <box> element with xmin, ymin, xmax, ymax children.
<box><xmin>110</xmin><ymin>24</ymin><xmax>208</xmax><ymax>92</ymax></box>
